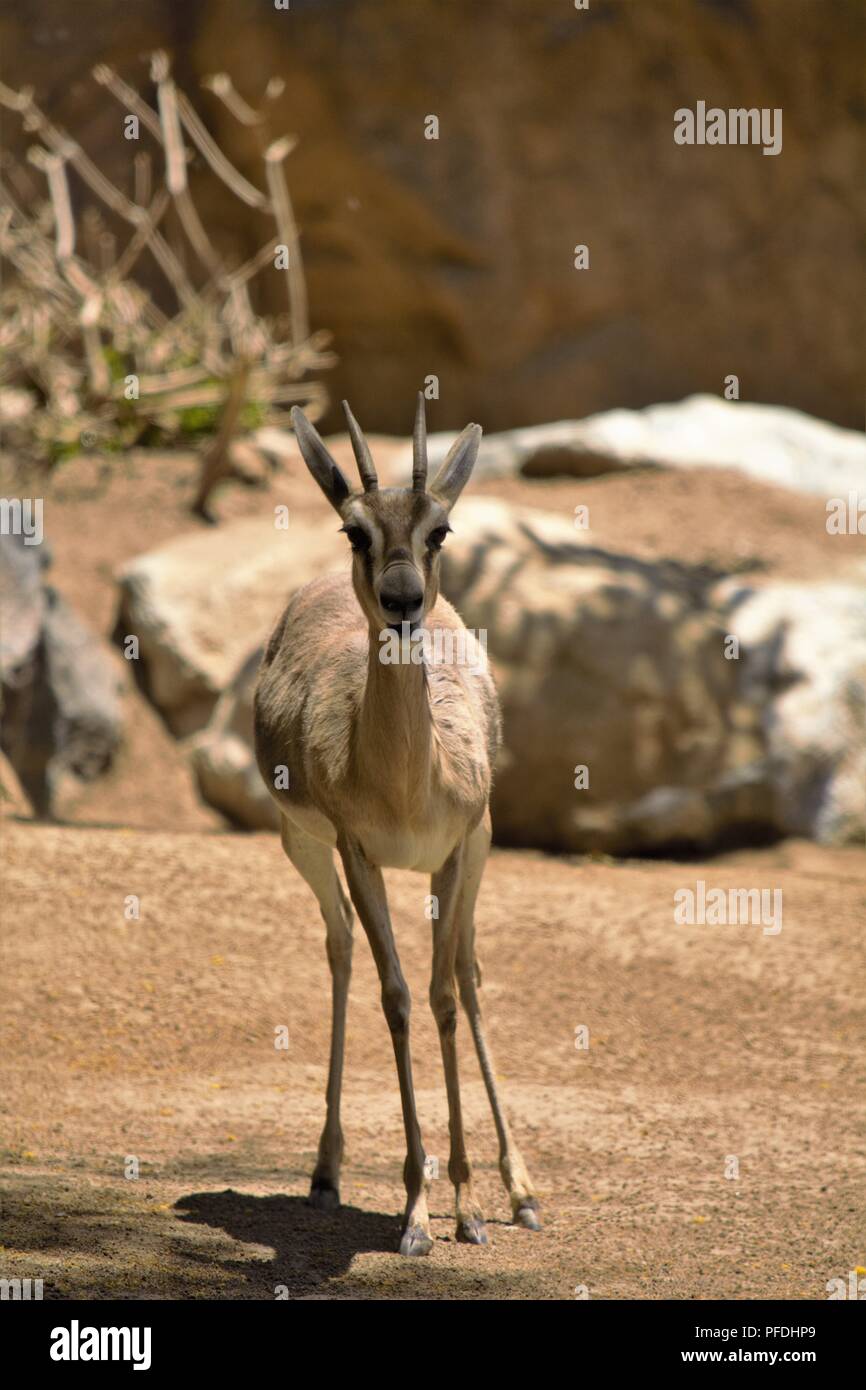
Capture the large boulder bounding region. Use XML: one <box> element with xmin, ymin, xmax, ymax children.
<box><xmin>721</xmin><ymin>580</ymin><xmax>866</xmax><ymax>845</ymax></box>
<box><xmin>447</xmin><ymin>510</ymin><xmax>865</xmax><ymax>850</ymax></box>
<box><xmin>115</xmin><ymin>519</ymin><xmax>345</xmax><ymax>737</ymax></box>
<box><xmin>0</xmin><ymin>533</ymin><xmax>123</xmax><ymax>817</ymax></box>
<box><xmin>189</xmin><ymin>645</ymin><xmax>276</xmax><ymax>830</ymax></box>
<box><xmin>0</xmin><ymin>526</ymin><xmax>46</xmax><ymax>671</ymax></box>
<box><xmin>120</xmin><ymin>499</ymin><xmax>866</xmax><ymax>850</ymax></box>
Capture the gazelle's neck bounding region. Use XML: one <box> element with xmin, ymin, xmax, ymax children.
<box><xmin>357</xmin><ymin>625</ymin><xmax>433</xmax><ymax>793</ymax></box>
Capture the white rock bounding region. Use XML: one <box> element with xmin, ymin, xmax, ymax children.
<box><xmin>721</xmin><ymin>579</ymin><xmax>866</xmax><ymax>843</ymax></box>
<box><xmin>390</xmin><ymin>395</ymin><xmax>866</xmax><ymax>496</ymax></box>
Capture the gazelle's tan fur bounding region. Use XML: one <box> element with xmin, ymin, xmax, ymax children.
<box><xmin>254</xmin><ymin>396</ymin><xmax>539</xmax><ymax>1254</ymax></box>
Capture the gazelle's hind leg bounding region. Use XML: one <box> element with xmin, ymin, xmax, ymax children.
<box><xmin>456</xmin><ymin>813</ymin><xmax>541</xmax><ymax>1230</ymax></box>
<box><xmin>280</xmin><ymin>815</ymin><xmax>353</xmax><ymax>1210</ymax></box>
<box><xmin>430</xmin><ymin>838</ymin><xmax>488</xmax><ymax>1245</ymax></box>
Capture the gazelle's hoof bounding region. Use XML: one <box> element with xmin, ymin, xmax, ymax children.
<box><xmin>513</xmin><ymin>1198</ymin><xmax>542</xmax><ymax>1231</ymax></box>
<box><xmin>456</xmin><ymin>1215</ymin><xmax>488</xmax><ymax>1245</ymax></box>
<box><xmin>399</xmin><ymin>1224</ymin><xmax>433</xmax><ymax>1257</ymax></box>
<box><xmin>308</xmin><ymin>1180</ymin><xmax>340</xmax><ymax>1211</ymax></box>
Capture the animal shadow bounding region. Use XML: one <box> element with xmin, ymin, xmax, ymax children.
<box><xmin>175</xmin><ymin>1189</ymin><xmax>400</xmax><ymax>1298</ymax></box>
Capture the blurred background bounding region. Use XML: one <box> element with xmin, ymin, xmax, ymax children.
<box><xmin>1</xmin><ymin>0</ymin><xmax>864</xmax><ymax>850</ymax></box>
<box><xmin>1</xmin><ymin>0</ymin><xmax>863</xmax><ymax>434</ymax></box>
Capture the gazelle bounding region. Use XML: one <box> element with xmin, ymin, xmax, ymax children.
<box><xmin>254</xmin><ymin>396</ymin><xmax>540</xmax><ymax>1255</ymax></box>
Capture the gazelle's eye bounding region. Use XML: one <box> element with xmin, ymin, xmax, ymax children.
<box><xmin>427</xmin><ymin>526</ymin><xmax>450</xmax><ymax>550</ymax></box>
<box><xmin>342</xmin><ymin>525</ymin><xmax>371</xmax><ymax>552</ymax></box>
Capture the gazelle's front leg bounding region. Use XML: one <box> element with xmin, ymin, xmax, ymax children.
<box><xmin>456</xmin><ymin>814</ymin><xmax>541</xmax><ymax>1230</ymax></box>
<box><xmin>430</xmin><ymin>839</ymin><xmax>488</xmax><ymax>1245</ymax></box>
<box><xmin>338</xmin><ymin>833</ymin><xmax>432</xmax><ymax>1256</ymax></box>
<box><xmin>280</xmin><ymin>817</ymin><xmax>353</xmax><ymax>1209</ymax></box>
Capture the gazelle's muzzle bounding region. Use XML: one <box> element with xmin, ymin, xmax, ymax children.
<box><xmin>377</xmin><ymin>562</ymin><xmax>424</xmax><ymax>629</ymax></box>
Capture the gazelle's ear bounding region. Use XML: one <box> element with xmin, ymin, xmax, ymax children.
<box><xmin>291</xmin><ymin>406</ymin><xmax>351</xmax><ymax>514</ymax></box>
<box><xmin>429</xmin><ymin>423</ymin><xmax>482</xmax><ymax>509</ymax></box>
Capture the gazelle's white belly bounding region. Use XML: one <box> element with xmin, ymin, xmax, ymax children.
<box><xmin>282</xmin><ymin>799</ymin><xmax>464</xmax><ymax>873</ymax></box>
<box><xmin>357</xmin><ymin>820</ymin><xmax>463</xmax><ymax>874</ymax></box>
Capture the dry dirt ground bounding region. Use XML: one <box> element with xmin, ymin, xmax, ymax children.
<box><xmin>2</xmin><ymin>823</ymin><xmax>864</xmax><ymax>1301</ymax></box>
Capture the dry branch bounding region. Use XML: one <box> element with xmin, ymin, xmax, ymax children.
<box><xmin>0</xmin><ymin>57</ymin><xmax>334</xmax><ymax>513</ymax></box>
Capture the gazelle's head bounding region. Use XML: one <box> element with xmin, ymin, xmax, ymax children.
<box><xmin>291</xmin><ymin>395</ymin><xmax>481</xmax><ymax>632</ymax></box>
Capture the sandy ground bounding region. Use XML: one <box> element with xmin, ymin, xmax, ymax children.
<box><xmin>1</xmin><ymin>823</ymin><xmax>864</xmax><ymax>1300</ymax></box>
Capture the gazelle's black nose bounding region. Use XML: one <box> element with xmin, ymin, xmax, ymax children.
<box><xmin>380</xmin><ymin>591</ymin><xmax>423</xmax><ymax>622</ymax></box>
<box><xmin>380</xmin><ymin>570</ymin><xmax>424</xmax><ymax>626</ymax></box>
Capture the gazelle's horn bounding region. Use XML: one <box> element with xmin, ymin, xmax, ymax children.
<box><xmin>412</xmin><ymin>391</ymin><xmax>428</xmax><ymax>493</ymax></box>
<box><xmin>342</xmin><ymin>400</ymin><xmax>378</xmax><ymax>492</ymax></box>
